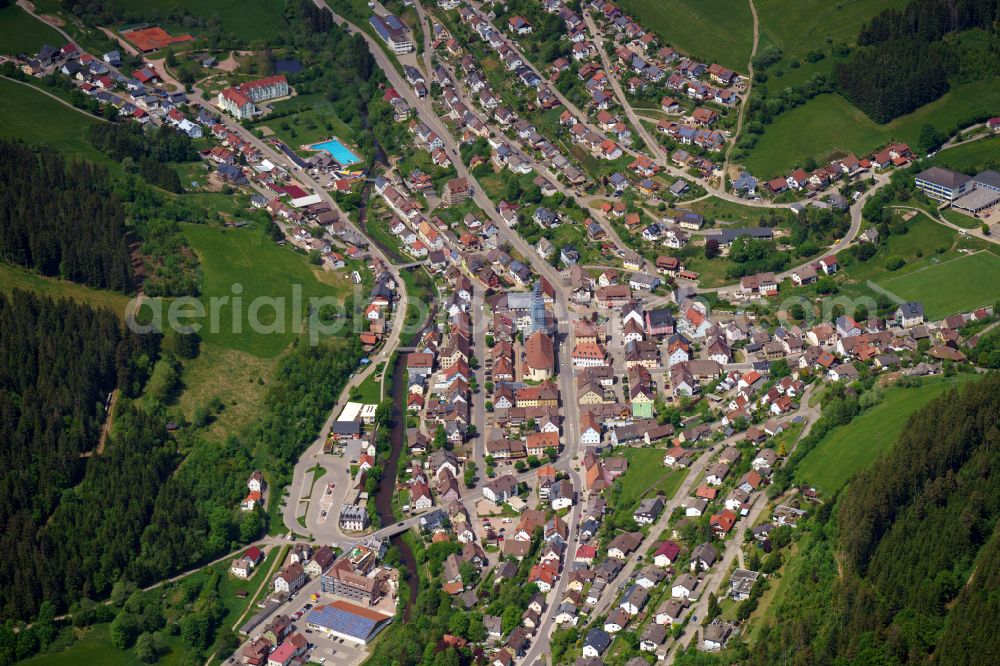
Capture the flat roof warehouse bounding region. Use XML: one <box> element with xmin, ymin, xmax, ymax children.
<box><xmin>305</xmin><ymin>600</ymin><xmax>393</xmax><ymax>644</ymax></box>
<box><xmin>954</xmin><ymin>188</ymin><xmax>1000</xmax><ymax>213</ymax></box>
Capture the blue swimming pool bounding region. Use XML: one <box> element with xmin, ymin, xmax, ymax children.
<box><xmin>311</xmin><ymin>138</ymin><xmax>361</xmax><ymax>166</ymax></box>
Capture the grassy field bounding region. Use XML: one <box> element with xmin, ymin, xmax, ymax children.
<box><xmin>931</xmin><ymin>134</ymin><xmax>1000</xmax><ymax>172</ymax></box>
<box><xmin>0</xmin><ymin>263</ymin><xmax>133</xmax><ymax>316</ymax></box>
<box><xmin>755</xmin><ymin>0</ymin><xmax>909</xmax><ymax>58</ymax></box>
<box><xmin>742</xmin><ymin>78</ymin><xmax>1000</xmax><ymax>177</ymax></box>
<box><xmin>363</xmin><ymin>206</ymin><xmax>407</xmax><ymax>263</ymax></box>
<box><xmin>22</xmin><ymin>623</ymin><xmax>185</xmax><ymax>666</ymax></box>
<box><xmin>0</xmin><ymin>77</ymin><xmax>111</xmax><ymax>166</ymax></box>
<box><xmin>673</xmin><ymin>252</ymin><xmax>732</xmax><ymax>289</ymax></box>
<box><xmin>796</xmin><ymin>375</ymin><xmax>977</xmax><ymax>492</ymax></box>
<box><xmin>0</xmin><ymin>4</ymin><xmax>65</xmax><ymax>55</ymax></box>
<box><xmin>182</xmin><ymin>223</ymin><xmax>355</xmax><ymax>358</ymax></box>
<box><xmin>618</xmin><ymin>448</ymin><xmax>689</xmax><ymax>507</ymax></box>
<box><xmin>398</xmin><ymin>265</ymin><xmax>437</xmax><ymax>346</ymax></box>
<box><xmin>181</xmin><ymin>189</ymin><xmax>255</xmax><ymax>218</ymax></box>
<box><xmin>875</xmin><ymin>251</ymin><xmax>1000</xmax><ymax>319</ymax></box>
<box><xmin>174</xmin><ymin>344</ymin><xmax>277</xmax><ymax>441</ymax></box>
<box><xmin>688</xmin><ymin>196</ymin><xmax>787</xmax><ymax>225</ymax></box>
<box><xmin>811</xmin><ymin>213</ymin><xmax>999</xmax><ymax>308</ymax></box>
<box><xmin>745</xmin><ymin>541</ymin><xmax>799</xmax><ymax>642</ymax></box>
<box><xmin>618</xmin><ymin>0</ymin><xmax>753</xmax><ymax>71</ymax></box>
<box><xmin>352</xmin><ymin>371</ymin><xmax>383</xmax><ymax>404</ymax></box>
<box><xmin>840</xmin><ymin>215</ymin><xmax>958</xmax><ymax>284</ymax></box>
<box><xmin>110</xmin><ymin>0</ymin><xmax>289</xmax><ymax>44</ymax></box>
<box><xmin>761</xmin><ymin>55</ymin><xmax>838</xmax><ymax>91</ymax></box>
<box><xmin>941</xmin><ymin>208</ymin><xmax>980</xmax><ymax>229</ymax></box>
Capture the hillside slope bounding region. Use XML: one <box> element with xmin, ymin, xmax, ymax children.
<box><xmin>747</xmin><ymin>373</ymin><xmax>1000</xmax><ymax>665</ymax></box>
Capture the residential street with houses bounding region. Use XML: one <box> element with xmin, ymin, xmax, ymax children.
<box><xmin>8</xmin><ymin>0</ymin><xmax>1000</xmax><ymax>664</ymax></box>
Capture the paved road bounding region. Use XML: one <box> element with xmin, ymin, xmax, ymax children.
<box><xmin>469</xmin><ymin>281</ymin><xmax>489</xmax><ymax>484</ymax></box>
<box><xmin>663</xmin><ymin>387</ymin><xmax>822</xmax><ymax>661</ymax></box>
<box><xmin>768</xmin><ymin>171</ymin><xmax>892</xmax><ymax>282</ymax></box>
<box><xmin>583</xmin><ymin>11</ymin><xmax>667</xmax><ymax>165</ymax></box>
<box><xmin>433</xmin><ymin>56</ymin><xmax>634</xmax><ymax>262</ymax></box>
<box><xmin>937</xmin><ymin>122</ymin><xmax>987</xmax><ymax>151</ymax></box>
<box><xmin>412</xmin><ymin>0</ymin><xmax>435</xmax><ymax>78</ymax></box>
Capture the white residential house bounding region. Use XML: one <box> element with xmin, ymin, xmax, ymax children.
<box><xmin>230</xmin><ymin>557</ymin><xmax>254</xmax><ymax>579</ymax></box>
<box><xmin>671</xmin><ymin>574</ymin><xmax>698</xmax><ymax>599</ymax></box>
<box><xmin>273</xmin><ymin>563</ymin><xmax>305</xmax><ymax>595</ymax></box>
<box><xmin>248</xmin><ymin>471</ymin><xmax>265</xmax><ymax>493</ymax></box>
<box><xmin>580</xmin><ymin>422</ymin><xmax>601</xmax><ymax>446</ymax></box>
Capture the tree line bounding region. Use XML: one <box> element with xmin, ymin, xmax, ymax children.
<box><xmin>0</xmin><ymin>292</ymin><xmax>366</xmax><ymax>664</ymax></box>
<box><xmin>857</xmin><ymin>0</ymin><xmax>1000</xmax><ymax>46</ymax></box>
<box><xmin>0</xmin><ymin>290</ymin><xmax>161</xmax><ymax>622</ymax></box>
<box><xmin>836</xmin><ymin>0</ymin><xmax>1000</xmax><ymax>122</ymax></box>
<box><xmin>87</xmin><ymin>124</ymin><xmax>198</xmax><ymax>194</ymax></box>
<box><xmin>0</xmin><ymin>139</ymin><xmax>133</xmax><ymax>292</ymax></box>
<box><xmin>80</xmin><ymin>127</ymin><xmax>209</xmax><ymax>298</ymax></box>
<box><xmin>744</xmin><ymin>373</ymin><xmax>1000</xmax><ymax>665</ymax></box>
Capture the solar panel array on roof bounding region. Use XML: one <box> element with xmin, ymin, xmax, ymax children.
<box><xmin>384</xmin><ymin>14</ymin><xmax>406</xmax><ymax>30</ymax></box>
<box><xmin>305</xmin><ymin>604</ymin><xmax>387</xmax><ymax>642</ymax></box>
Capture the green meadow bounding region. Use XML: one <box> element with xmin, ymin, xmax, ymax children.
<box><xmin>0</xmin><ymin>77</ymin><xmax>111</xmax><ymax>166</ymax></box>
<box><xmin>0</xmin><ymin>4</ymin><xmax>64</xmax><ymax>55</ymax></box>
<box><xmin>796</xmin><ymin>375</ymin><xmax>977</xmax><ymax>493</ymax></box>
<box><xmin>618</xmin><ymin>0</ymin><xmax>754</xmax><ymax>71</ymax></box>
<box><xmin>875</xmin><ymin>251</ymin><xmax>1000</xmax><ymax>319</ymax></box>
<box><xmin>930</xmin><ymin>134</ymin><xmax>1000</xmax><ymax>172</ymax></box>
<box><xmin>742</xmin><ymin>79</ymin><xmax>1000</xmax><ymax>178</ymax></box>
<box><xmin>180</xmin><ymin>223</ymin><xmax>356</xmax><ymax>358</ymax></box>
<box><xmin>0</xmin><ymin>263</ymin><xmax>132</xmax><ymax>317</ymax></box>
<box><xmin>755</xmin><ymin>0</ymin><xmax>910</xmax><ymax>58</ymax></box>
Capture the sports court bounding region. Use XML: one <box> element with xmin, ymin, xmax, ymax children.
<box><xmin>122</xmin><ymin>25</ymin><xmax>194</xmax><ymax>53</ymax></box>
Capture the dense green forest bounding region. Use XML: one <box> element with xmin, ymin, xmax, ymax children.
<box><xmin>0</xmin><ymin>286</ymin><xmax>363</xmax><ymax>640</ymax></box>
<box><xmin>0</xmin><ymin>140</ymin><xmax>133</xmax><ymax>292</ymax></box>
<box><xmin>856</xmin><ymin>0</ymin><xmax>1000</xmax><ymax>46</ymax></box>
<box><xmin>87</xmin><ymin>123</ymin><xmax>197</xmax><ymax>194</ymax></box>
<box><xmin>0</xmin><ymin>138</ymin><xmax>208</xmax><ymax>298</ymax></box>
<box><xmin>737</xmin><ymin>373</ymin><xmax>1000</xmax><ymax>665</ymax></box>
<box><xmin>836</xmin><ymin>0</ymin><xmax>1000</xmax><ymax>122</ymax></box>
<box><xmin>0</xmin><ymin>290</ymin><xmax>160</xmax><ymax>621</ymax></box>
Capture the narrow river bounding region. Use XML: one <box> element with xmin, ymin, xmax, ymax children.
<box><xmin>373</xmin><ymin>353</ymin><xmax>418</xmax><ymax>620</ymax></box>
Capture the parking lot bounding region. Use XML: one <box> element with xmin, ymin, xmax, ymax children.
<box><xmin>303</xmin><ymin>628</ymin><xmax>367</xmax><ymax>666</ymax></box>
<box><xmin>236</xmin><ymin>578</ymin><xmax>366</xmax><ymax>666</ymax></box>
